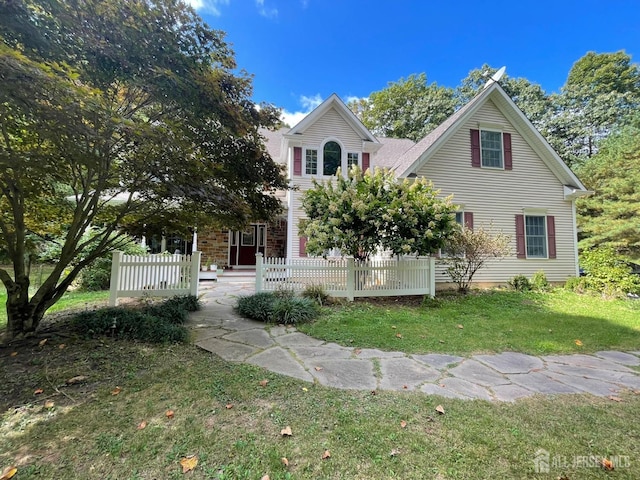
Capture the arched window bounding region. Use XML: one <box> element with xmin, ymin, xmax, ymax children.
<box><xmin>323</xmin><ymin>141</ymin><xmax>341</xmax><ymax>176</ymax></box>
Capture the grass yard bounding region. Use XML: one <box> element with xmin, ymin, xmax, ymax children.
<box><xmin>2</xmin><ymin>335</ymin><xmax>640</xmax><ymax>479</ymax></box>
<box><xmin>298</xmin><ymin>290</ymin><xmax>640</xmax><ymax>356</ymax></box>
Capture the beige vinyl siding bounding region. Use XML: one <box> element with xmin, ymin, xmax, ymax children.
<box><xmin>289</xmin><ymin>106</ymin><xmax>365</xmax><ymax>259</ymax></box>
<box><xmin>416</xmin><ymin>99</ymin><xmax>577</xmax><ymax>283</ymax></box>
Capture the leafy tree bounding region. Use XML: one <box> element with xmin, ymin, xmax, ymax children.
<box><xmin>576</xmin><ymin>118</ymin><xmax>640</xmax><ymax>258</ymax></box>
<box><xmin>348</xmin><ymin>74</ymin><xmax>456</xmax><ymax>141</ymax></box>
<box><xmin>443</xmin><ymin>225</ymin><xmax>511</xmax><ymax>293</ymax></box>
<box><xmin>299</xmin><ymin>167</ymin><xmax>458</xmax><ymax>260</ymax></box>
<box><xmin>542</xmin><ymin>51</ymin><xmax>640</xmax><ymax>167</ymax></box>
<box><xmin>0</xmin><ymin>0</ymin><xmax>288</xmax><ymax>340</ymax></box>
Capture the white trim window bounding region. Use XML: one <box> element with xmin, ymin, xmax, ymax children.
<box><xmin>525</xmin><ymin>215</ymin><xmax>547</xmax><ymax>258</ymax></box>
<box><xmin>323</xmin><ymin>141</ymin><xmax>342</xmax><ymax>176</ymax></box>
<box><xmin>305</xmin><ymin>148</ymin><xmax>318</xmax><ymax>175</ymax></box>
<box><xmin>347</xmin><ymin>152</ymin><xmax>359</xmax><ymax>169</ymax></box>
<box><xmin>480</xmin><ymin>130</ymin><xmax>503</xmax><ymax>168</ymax></box>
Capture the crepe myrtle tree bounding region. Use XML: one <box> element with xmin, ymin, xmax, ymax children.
<box><xmin>299</xmin><ymin>166</ymin><xmax>458</xmax><ymax>260</ymax></box>
<box><xmin>0</xmin><ymin>0</ymin><xmax>288</xmax><ymax>340</ymax></box>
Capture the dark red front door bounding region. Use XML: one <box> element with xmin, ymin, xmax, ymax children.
<box><xmin>229</xmin><ymin>225</ymin><xmax>266</xmax><ymax>266</ymax></box>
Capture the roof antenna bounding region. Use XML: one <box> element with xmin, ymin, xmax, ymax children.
<box><xmin>484</xmin><ymin>66</ymin><xmax>506</xmax><ymax>88</ymax></box>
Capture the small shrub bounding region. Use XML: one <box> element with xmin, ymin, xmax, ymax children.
<box><xmin>564</xmin><ymin>276</ymin><xmax>587</xmax><ymax>293</ymax></box>
<box><xmin>531</xmin><ymin>270</ymin><xmax>550</xmax><ymax>291</ymax></box>
<box><xmin>508</xmin><ymin>275</ymin><xmax>531</xmax><ymax>292</ymax></box>
<box><xmin>301</xmin><ymin>284</ymin><xmax>329</xmax><ymax>306</ymax></box>
<box><xmin>421</xmin><ymin>296</ymin><xmax>442</xmax><ymax>308</ymax></box>
<box><xmin>236</xmin><ymin>292</ymin><xmax>277</xmax><ymax>322</ymax></box>
<box><xmin>580</xmin><ymin>246</ymin><xmax>640</xmax><ymax>296</ymax></box>
<box><xmin>271</xmin><ymin>296</ymin><xmax>320</xmax><ymax>325</ymax></box>
<box><xmin>72</xmin><ymin>296</ymin><xmax>194</xmax><ymax>343</ymax></box>
<box><xmin>163</xmin><ymin>295</ymin><xmax>201</xmax><ymax>312</ymax></box>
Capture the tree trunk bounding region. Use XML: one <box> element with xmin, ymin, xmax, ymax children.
<box><xmin>3</xmin><ymin>275</ymin><xmax>46</xmax><ymax>341</ymax></box>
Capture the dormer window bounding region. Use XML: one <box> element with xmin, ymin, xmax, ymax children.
<box><xmin>323</xmin><ymin>141</ymin><xmax>341</xmax><ymax>176</ymax></box>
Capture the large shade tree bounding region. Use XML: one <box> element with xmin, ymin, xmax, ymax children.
<box><xmin>299</xmin><ymin>167</ymin><xmax>458</xmax><ymax>260</ymax></box>
<box><xmin>0</xmin><ymin>0</ymin><xmax>288</xmax><ymax>339</ymax></box>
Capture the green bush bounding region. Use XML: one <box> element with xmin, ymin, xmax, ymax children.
<box><xmin>564</xmin><ymin>276</ymin><xmax>587</xmax><ymax>293</ymax></box>
<box><xmin>531</xmin><ymin>270</ymin><xmax>551</xmax><ymax>291</ymax></box>
<box><xmin>236</xmin><ymin>292</ymin><xmax>320</xmax><ymax>324</ymax></box>
<box><xmin>301</xmin><ymin>284</ymin><xmax>329</xmax><ymax>306</ymax></box>
<box><xmin>236</xmin><ymin>292</ymin><xmax>277</xmax><ymax>322</ymax></box>
<box><xmin>271</xmin><ymin>296</ymin><xmax>319</xmax><ymax>325</ymax></box>
<box><xmin>580</xmin><ymin>246</ymin><xmax>640</xmax><ymax>296</ymax></box>
<box><xmin>508</xmin><ymin>275</ymin><xmax>531</xmax><ymax>292</ymax></box>
<box><xmin>72</xmin><ymin>296</ymin><xmax>194</xmax><ymax>343</ymax></box>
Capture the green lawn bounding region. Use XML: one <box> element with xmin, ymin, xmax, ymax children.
<box><xmin>298</xmin><ymin>290</ymin><xmax>640</xmax><ymax>355</ymax></box>
<box><xmin>2</xmin><ymin>339</ymin><xmax>639</xmax><ymax>479</ymax></box>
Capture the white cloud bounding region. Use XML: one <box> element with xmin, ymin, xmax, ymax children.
<box><xmin>256</xmin><ymin>0</ymin><xmax>278</xmax><ymax>18</ymax></box>
<box><xmin>184</xmin><ymin>0</ymin><xmax>229</xmax><ymax>15</ymax></box>
<box><xmin>281</xmin><ymin>94</ymin><xmax>323</xmax><ymax>127</ymax></box>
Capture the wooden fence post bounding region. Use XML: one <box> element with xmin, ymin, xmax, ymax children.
<box><xmin>109</xmin><ymin>250</ymin><xmax>123</xmax><ymax>306</ymax></box>
<box><xmin>190</xmin><ymin>251</ymin><xmax>201</xmax><ymax>297</ymax></box>
<box><xmin>346</xmin><ymin>258</ymin><xmax>355</xmax><ymax>302</ymax></box>
<box><xmin>255</xmin><ymin>253</ymin><xmax>263</xmax><ymax>292</ymax></box>
<box><xmin>428</xmin><ymin>256</ymin><xmax>436</xmax><ymax>298</ymax></box>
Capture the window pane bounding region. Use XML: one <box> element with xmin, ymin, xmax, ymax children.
<box><xmin>323</xmin><ymin>141</ymin><xmax>341</xmax><ymax>176</ymax></box>
<box><xmin>525</xmin><ymin>216</ymin><xmax>547</xmax><ymax>258</ymax></box>
<box><xmin>481</xmin><ymin>130</ymin><xmax>503</xmax><ymax>168</ymax></box>
<box><xmin>305</xmin><ymin>149</ymin><xmax>317</xmax><ymax>175</ymax></box>
<box><xmin>241</xmin><ymin>229</ymin><xmax>255</xmax><ymax>246</ymax></box>
<box><xmin>347</xmin><ymin>152</ymin><xmax>359</xmax><ymax>169</ymax></box>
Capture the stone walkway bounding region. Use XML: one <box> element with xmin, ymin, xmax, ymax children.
<box><xmin>188</xmin><ymin>281</ymin><xmax>640</xmax><ymax>402</ymax></box>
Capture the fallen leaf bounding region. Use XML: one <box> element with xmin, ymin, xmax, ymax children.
<box><xmin>402</xmin><ymin>385</ymin><xmax>408</xmax><ymax>389</ymax></box>
<box><xmin>179</xmin><ymin>455</ymin><xmax>198</xmax><ymax>473</ymax></box>
<box><xmin>609</xmin><ymin>396</ymin><xmax>623</xmax><ymax>402</ymax></box>
<box><xmin>0</xmin><ymin>466</ymin><xmax>17</xmax><ymax>480</ymax></box>
<box><xmin>136</xmin><ymin>421</ymin><xmax>147</xmax><ymax>430</ymax></box>
<box><xmin>574</xmin><ymin>339</ymin><xmax>583</xmax><ymax>346</ymax></box>
<box><xmin>111</xmin><ymin>386</ymin><xmax>122</xmax><ymax>396</ymax></box>
<box><xmin>322</xmin><ymin>450</ymin><xmax>331</xmax><ymax>460</ymax></box>
<box><xmin>370</xmin><ymin>390</ymin><xmax>377</xmax><ymax>395</ymax></box>
<box><xmin>395</xmin><ymin>333</ymin><xmax>403</xmax><ymax>338</ymax></box>
<box><xmin>34</xmin><ymin>388</ymin><xmax>44</xmax><ymax>395</ymax></box>
<box><xmin>456</xmin><ymin>324</ymin><xmax>464</xmax><ymax>329</ymax></box>
<box><xmin>438</xmin><ymin>340</ymin><xmax>445</xmax><ymax>344</ymax></box>
<box><xmin>314</xmin><ymin>366</ymin><xmax>323</xmax><ymax>371</ymax></box>
<box><xmin>261</xmin><ymin>476</ymin><xmax>270</xmax><ymax>480</ymax></box>
<box><xmin>601</xmin><ymin>458</ymin><xmax>614</xmax><ymax>471</ymax></box>
<box><xmin>302</xmin><ymin>387</ymin><xmax>308</xmax><ymax>392</ymax></box>
<box><xmin>38</xmin><ymin>338</ymin><xmax>48</xmax><ymax>347</ymax></box>
<box><xmin>391</xmin><ymin>325</ymin><xmax>397</xmax><ymax>329</ymax></box>
<box><xmin>10</xmin><ymin>352</ymin><xmax>17</xmax><ymax>357</ymax></box>
<box><xmin>44</xmin><ymin>400</ymin><xmax>54</xmax><ymax>409</ymax></box>
<box><xmin>58</xmin><ymin>344</ymin><xmax>66</xmax><ymax>349</ymax></box>
<box><xmin>281</xmin><ymin>457</ymin><xmax>289</xmax><ymax>467</ymax></box>
<box><xmin>259</xmin><ymin>379</ymin><xmax>269</xmax><ymax>387</ymax></box>
<box><xmin>225</xmin><ymin>404</ymin><xmax>233</xmax><ymax>409</ymax></box>
<box><xmin>390</xmin><ymin>449</ymin><xmax>400</xmax><ymax>457</ymax></box>
<box><xmin>400</xmin><ymin>420</ymin><xmax>407</xmax><ymax>428</ymax></box>
<box><xmin>439</xmin><ymin>383</ymin><xmax>445</xmax><ymax>388</ymax></box>
<box><xmin>66</xmin><ymin>375</ymin><xmax>88</xmax><ymax>385</ymax></box>
<box><xmin>435</xmin><ymin>405</ymin><xmax>445</xmax><ymax>415</ymax></box>
<box><xmin>354</xmin><ymin>348</ymin><xmax>362</xmax><ymax>355</ymax></box>
<box><xmin>166</xmin><ymin>409</ymin><xmax>175</xmax><ymax>419</ymax></box>
<box><xmin>281</xmin><ymin>426</ymin><xmax>292</xmax><ymax>436</ymax></box>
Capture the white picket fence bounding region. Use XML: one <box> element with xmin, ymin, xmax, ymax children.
<box><xmin>109</xmin><ymin>251</ymin><xmax>201</xmax><ymax>306</ymax></box>
<box><xmin>255</xmin><ymin>254</ymin><xmax>435</xmax><ymax>301</ymax></box>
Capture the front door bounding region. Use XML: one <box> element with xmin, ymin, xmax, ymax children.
<box><xmin>229</xmin><ymin>225</ymin><xmax>266</xmax><ymax>266</ymax></box>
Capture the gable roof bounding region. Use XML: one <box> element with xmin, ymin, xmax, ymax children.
<box><xmin>285</xmin><ymin>93</ymin><xmax>379</xmax><ymax>144</ymax></box>
<box><xmin>393</xmin><ymin>82</ymin><xmax>588</xmax><ymax>192</ymax></box>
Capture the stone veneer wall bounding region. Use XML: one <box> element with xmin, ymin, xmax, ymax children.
<box><xmin>266</xmin><ymin>219</ymin><xmax>287</xmax><ymax>258</ymax></box>
<box><xmin>197</xmin><ymin>230</ymin><xmax>229</xmax><ymax>268</ymax></box>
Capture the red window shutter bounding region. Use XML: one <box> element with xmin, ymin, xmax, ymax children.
<box><xmin>547</xmin><ymin>216</ymin><xmax>556</xmax><ymax>259</ymax></box>
<box><xmin>299</xmin><ymin>236</ymin><xmax>307</xmax><ymax>257</ymax></box>
<box><xmin>293</xmin><ymin>147</ymin><xmax>302</xmax><ymax>176</ymax></box>
<box><xmin>463</xmin><ymin>212</ymin><xmax>474</xmax><ymax>230</ymax></box>
<box><xmin>515</xmin><ymin>214</ymin><xmax>526</xmax><ymax>259</ymax></box>
<box><xmin>503</xmin><ymin>132</ymin><xmax>512</xmax><ymax>170</ymax></box>
<box><xmin>470</xmin><ymin>129</ymin><xmax>481</xmax><ymax>168</ymax></box>
<box><xmin>362</xmin><ymin>152</ymin><xmax>370</xmax><ymax>172</ymax></box>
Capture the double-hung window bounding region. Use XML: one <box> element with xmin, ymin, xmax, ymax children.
<box><xmin>305</xmin><ymin>149</ymin><xmax>318</xmax><ymax>175</ymax></box>
<box><xmin>480</xmin><ymin>130</ymin><xmax>503</xmax><ymax>168</ymax></box>
<box><xmin>525</xmin><ymin>216</ymin><xmax>547</xmax><ymax>258</ymax></box>
<box><xmin>347</xmin><ymin>152</ymin><xmax>359</xmax><ymax>169</ymax></box>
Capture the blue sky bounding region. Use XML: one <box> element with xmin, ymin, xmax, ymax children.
<box><xmin>187</xmin><ymin>0</ymin><xmax>639</xmax><ymax>126</ymax></box>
